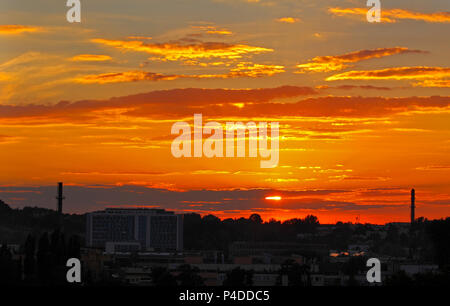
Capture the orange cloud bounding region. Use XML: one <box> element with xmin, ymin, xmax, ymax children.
<box><xmin>74</xmin><ymin>71</ymin><xmax>180</xmax><ymax>84</ymax></box>
<box><xmin>416</xmin><ymin>165</ymin><xmax>450</xmax><ymax>171</ymax></box>
<box><xmin>0</xmin><ymin>72</ymin><xmax>10</xmax><ymax>82</ymax></box>
<box><xmin>191</xmin><ymin>25</ymin><xmax>233</xmax><ymax>35</ymax></box>
<box><xmin>317</xmin><ymin>85</ymin><xmax>393</xmax><ymax>91</ymax></box>
<box><xmin>73</xmin><ymin>62</ymin><xmax>284</xmax><ymax>84</ymax></box>
<box><xmin>228</xmin><ymin>62</ymin><xmax>284</xmax><ymax>77</ymax></box>
<box><xmin>104</xmin><ymin>95</ymin><xmax>450</xmax><ymax>120</ymax></box>
<box><xmin>70</xmin><ymin>54</ymin><xmax>113</xmax><ymax>62</ymax></box>
<box><xmin>207</xmin><ymin>29</ymin><xmax>233</xmax><ymax>35</ymax></box>
<box><xmin>329</xmin><ymin>7</ymin><xmax>394</xmax><ymax>22</ymax></box>
<box><xmin>127</xmin><ymin>36</ymin><xmax>152</xmax><ymax>40</ymax></box>
<box><xmin>0</xmin><ymin>135</ymin><xmax>22</xmax><ymax>144</ymax></box>
<box><xmin>413</xmin><ymin>79</ymin><xmax>450</xmax><ymax>88</ymax></box>
<box><xmin>296</xmin><ymin>47</ymin><xmax>426</xmax><ymax>73</ymax></box>
<box><xmin>329</xmin><ymin>7</ymin><xmax>450</xmax><ymax>23</ymax></box>
<box><xmin>91</xmin><ymin>38</ymin><xmax>272</xmax><ymax>62</ymax></box>
<box><xmin>1</xmin><ymin>90</ymin><xmax>448</xmax><ymax>123</ymax></box>
<box><xmin>195</xmin><ymin>62</ymin><xmax>285</xmax><ymax>79</ymax></box>
<box><xmin>326</xmin><ymin>66</ymin><xmax>450</xmax><ymax>81</ymax></box>
<box><xmin>0</xmin><ymin>25</ymin><xmax>41</xmax><ymax>35</ymax></box>
<box><xmin>276</xmin><ymin>17</ymin><xmax>300</xmax><ymax>24</ymax></box>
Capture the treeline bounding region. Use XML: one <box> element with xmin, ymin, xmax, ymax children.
<box><xmin>0</xmin><ymin>200</ymin><xmax>85</xmax><ymax>243</ymax></box>
<box><xmin>184</xmin><ymin>213</ymin><xmax>450</xmax><ymax>269</ymax></box>
<box><xmin>1</xmin><ymin>198</ymin><xmax>449</xmax><ymax>269</ymax></box>
<box><xmin>183</xmin><ymin>213</ymin><xmax>319</xmax><ymax>251</ymax></box>
<box><xmin>423</xmin><ymin>217</ymin><xmax>450</xmax><ymax>268</ymax></box>
<box><xmin>0</xmin><ymin>229</ymin><xmax>82</xmax><ymax>285</ymax></box>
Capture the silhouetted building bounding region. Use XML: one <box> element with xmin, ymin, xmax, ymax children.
<box><xmin>56</xmin><ymin>182</ymin><xmax>65</xmax><ymax>229</ymax></box>
<box><xmin>411</xmin><ymin>188</ymin><xmax>415</xmax><ymax>225</ymax></box>
<box><xmin>86</xmin><ymin>208</ymin><xmax>183</xmax><ymax>251</ymax></box>
<box><xmin>56</xmin><ymin>182</ymin><xmax>64</xmax><ymax>215</ymax></box>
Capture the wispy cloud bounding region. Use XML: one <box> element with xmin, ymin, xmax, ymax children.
<box><xmin>296</xmin><ymin>47</ymin><xmax>426</xmax><ymax>73</ymax></box>
<box><xmin>326</xmin><ymin>66</ymin><xmax>450</xmax><ymax>81</ymax></box>
<box><xmin>0</xmin><ymin>72</ymin><xmax>10</xmax><ymax>82</ymax></box>
<box><xmin>0</xmin><ymin>25</ymin><xmax>41</xmax><ymax>35</ymax></box>
<box><xmin>73</xmin><ymin>62</ymin><xmax>285</xmax><ymax>84</ymax></box>
<box><xmin>199</xmin><ymin>62</ymin><xmax>285</xmax><ymax>78</ymax></box>
<box><xmin>0</xmin><ymin>135</ymin><xmax>23</xmax><ymax>144</ymax></box>
<box><xmin>70</xmin><ymin>54</ymin><xmax>113</xmax><ymax>62</ymax></box>
<box><xmin>413</xmin><ymin>79</ymin><xmax>450</xmax><ymax>88</ymax></box>
<box><xmin>74</xmin><ymin>71</ymin><xmax>180</xmax><ymax>84</ymax></box>
<box><xmin>317</xmin><ymin>85</ymin><xmax>393</xmax><ymax>91</ymax></box>
<box><xmin>416</xmin><ymin>165</ymin><xmax>450</xmax><ymax>171</ymax></box>
<box><xmin>191</xmin><ymin>25</ymin><xmax>233</xmax><ymax>35</ymax></box>
<box><xmin>91</xmin><ymin>38</ymin><xmax>272</xmax><ymax>63</ymax></box>
<box><xmin>1</xmin><ymin>89</ymin><xmax>448</xmax><ymax>124</ymax></box>
<box><xmin>329</xmin><ymin>7</ymin><xmax>450</xmax><ymax>23</ymax></box>
<box><xmin>276</xmin><ymin>17</ymin><xmax>300</xmax><ymax>24</ymax></box>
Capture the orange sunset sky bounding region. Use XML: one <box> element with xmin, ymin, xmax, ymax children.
<box><xmin>0</xmin><ymin>0</ymin><xmax>449</xmax><ymax>224</ymax></box>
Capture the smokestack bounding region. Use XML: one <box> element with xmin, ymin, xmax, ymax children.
<box><xmin>56</xmin><ymin>182</ymin><xmax>64</xmax><ymax>215</ymax></box>
<box><xmin>411</xmin><ymin>188</ymin><xmax>415</xmax><ymax>225</ymax></box>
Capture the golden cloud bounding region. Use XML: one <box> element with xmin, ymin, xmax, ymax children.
<box><xmin>317</xmin><ymin>84</ymin><xmax>392</xmax><ymax>91</ymax></box>
<box><xmin>127</xmin><ymin>36</ymin><xmax>152</xmax><ymax>40</ymax></box>
<box><xmin>73</xmin><ymin>62</ymin><xmax>284</xmax><ymax>84</ymax></box>
<box><xmin>276</xmin><ymin>17</ymin><xmax>300</xmax><ymax>24</ymax></box>
<box><xmin>1</xmin><ymin>91</ymin><xmax>448</xmax><ymax>123</ymax></box>
<box><xmin>413</xmin><ymin>79</ymin><xmax>450</xmax><ymax>88</ymax></box>
<box><xmin>191</xmin><ymin>25</ymin><xmax>233</xmax><ymax>35</ymax></box>
<box><xmin>329</xmin><ymin>7</ymin><xmax>450</xmax><ymax>23</ymax></box>
<box><xmin>91</xmin><ymin>38</ymin><xmax>272</xmax><ymax>62</ymax></box>
<box><xmin>296</xmin><ymin>47</ymin><xmax>425</xmax><ymax>73</ymax></box>
<box><xmin>0</xmin><ymin>72</ymin><xmax>10</xmax><ymax>82</ymax></box>
<box><xmin>326</xmin><ymin>66</ymin><xmax>450</xmax><ymax>81</ymax></box>
<box><xmin>228</xmin><ymin>62</ymin><xmax>284</xmax><ymax>77</ymax></box>
<box><xmin>70</xmin><ymin>54</ymin><xmax>113</xmax><ymax>62</ymax></box>
<box><xmin>73</xmin><ymin>71</ymin><xmax>180</xmax><ymax>84</ymax></box>
<box><xmin>195</xmin><ymin>62</ymin><xmax>285</xmax><ymax>79</ymax></box>
<box><xmin>0</xmin><ymin>25</ymin><xmax>41</xmax><ymax>35</ymax></box>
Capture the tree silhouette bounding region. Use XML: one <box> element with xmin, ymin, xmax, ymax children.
<box><xmin>426</xmin><ymin>218</ymin><xmax>450</xmax><ymax>268</ymax></box>
<box><xmin>37</xmin><ymin>232</ymin><xmax>51</xmax><ymax>282</ymax></box>
<box><xmin>277</xmin><ymin>259</ymin><xmax>311</xmax><ymax>286</ymax></box>
<box><xmin>342</xmin><ymin>256</ymin><xmax>366</xmax><ymax>286</ymax></box>
<box><xmin>177</xmin><ymin>264</ymin><xmax>205</xmax><ymax>286</ymax></box>
<box><xmin>23</xmin><ymin>234</ymin><xmax>36</xmax><ymax>282</ymax></box>
<box><xmin>67</xmin><ymin>235</ymin><xmax>81</xmax><ymax>259</ymax></box>
<box><xmin>50</xmin><ymin>229</ymin><xmax>66</xmax><ymax>265</ymax></box>
<box><xmin>0</xmin><ymin>243</ymin><xmax>14</xmax><ymax>284</ymax></box>
<box><xmin>249</xmin><ymin>214</ymin><xmax>263</xmax><ymax>224</ymax></box>
<box><xmin>223</xmin><ymin>267</ymin><xmax>253</xmax><ymax>286</ymax></box>
<box><xmin>151</xmin><ymin>266</ymin><xmax>177</xmax><ymax>286</ymax></box>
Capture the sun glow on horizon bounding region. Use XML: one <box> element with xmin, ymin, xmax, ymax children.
<box><xmin>265</xmin><ymin>196</ymin><xmax>282</xmax><ymax>201</ymax></box>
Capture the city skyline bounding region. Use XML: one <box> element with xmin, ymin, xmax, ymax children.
<box><xmin>0</xmin><ymin>183</ymin><xmax>439</xmax><ymax>225</ymax></box>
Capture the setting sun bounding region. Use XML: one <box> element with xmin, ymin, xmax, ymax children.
<box><xmin>265</xmin><ymin>196</ymin><xmax>282</xmax><ymax>201</ymax></box>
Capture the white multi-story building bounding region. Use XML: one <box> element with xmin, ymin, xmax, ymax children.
<box><xmin>86</xmin><ymin>208</ymin><xmax>183</xmax><ymax>251</ymax></box>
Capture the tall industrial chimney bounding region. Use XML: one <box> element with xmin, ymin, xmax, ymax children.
<box><xmin>56</xmin><ymin>182</ymin><xmax>64</xmax><ymax>215</ymax></box>
<box><xmin>411</xmin><ymin>188</ymin><xmax>415</xmax><ymax>225</ymax></box>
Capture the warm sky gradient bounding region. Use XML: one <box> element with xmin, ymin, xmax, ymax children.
<box><xmin>0</xmin><ymin>0</ymin><xmax>449</xmax><ymax>224</ymax></box>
